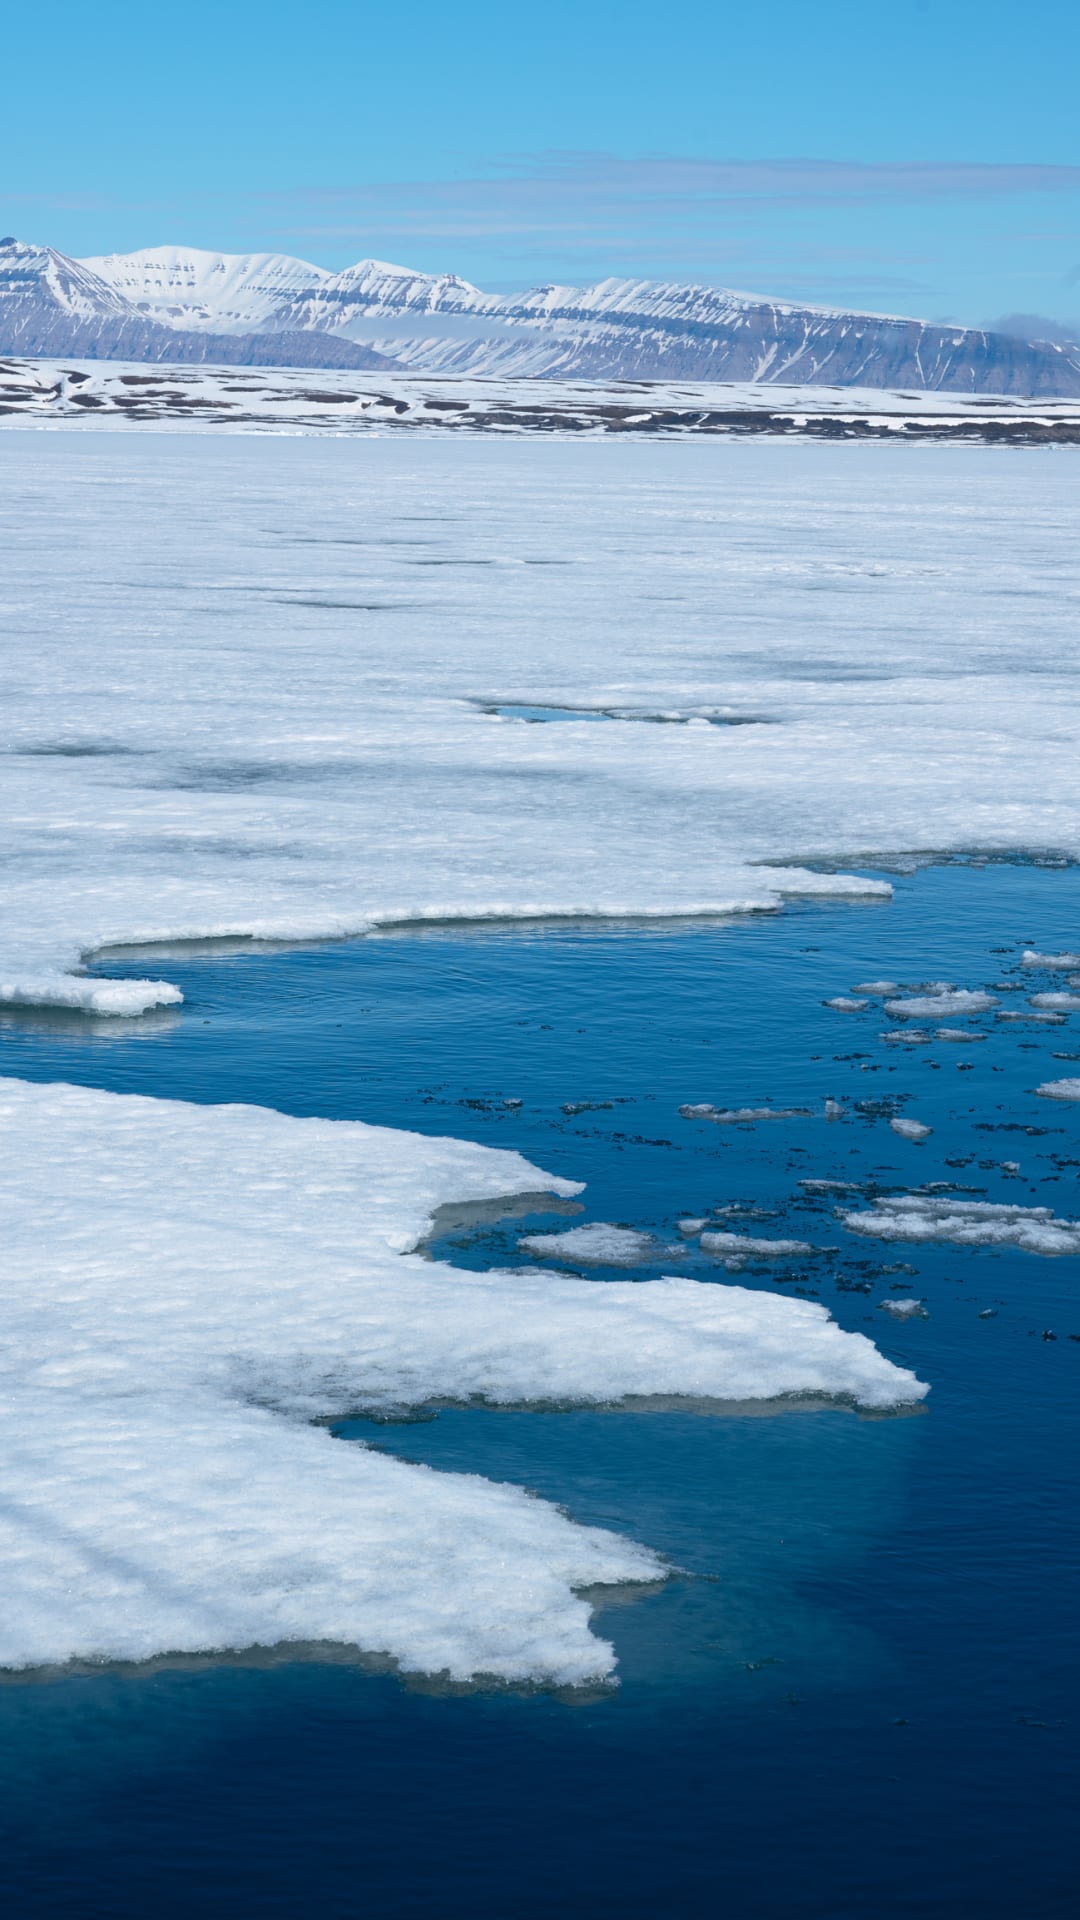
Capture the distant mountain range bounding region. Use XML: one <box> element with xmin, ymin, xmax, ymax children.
<box><xmin>4</xmin><ymin>234</ymin><xmax>1080</xmax><ymax>396</ymax></box>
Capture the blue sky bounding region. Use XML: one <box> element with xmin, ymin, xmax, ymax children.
<box><xmin>4</xmin><ymin>0</ymin><xmax>1079</xmax><ymax>325</ymax></box>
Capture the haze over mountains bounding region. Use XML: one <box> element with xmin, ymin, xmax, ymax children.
<box><xmin>4</xmin><ymin>234</ymin><xmax>1080</xmax><ymax>395</ymax></box>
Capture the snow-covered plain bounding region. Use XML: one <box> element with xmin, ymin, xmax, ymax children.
<box><xmin>2</xmin><ymin>425</ymin><xmax>1078</xmax><ymax>1680</ymax></box>
<box><xmin>4</xmin><ymin>356</ymin><xmax>1080</xmax><ymax>442</ymax></box>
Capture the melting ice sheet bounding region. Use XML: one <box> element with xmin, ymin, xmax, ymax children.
<box><xmin>0</xmin><ymin>1079</ymin><xmax>924</xmax><ymax>1684</ymax></box>
<box><xmin>1</xmin><ymin>434</ymin><xmax>1080</xmax><ymax>1012</ymax></box>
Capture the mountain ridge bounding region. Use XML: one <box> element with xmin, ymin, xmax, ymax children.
<box><xmin>4</xmin><ymin>236</ymin><xmax>1080</xmax><ymax>395</ymax></box>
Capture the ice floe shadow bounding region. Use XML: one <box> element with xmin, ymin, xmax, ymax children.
<box><xmin>0</xmin><ymin>1002</ymin><xmax>182</xmax><ymax>1042</ymax></box>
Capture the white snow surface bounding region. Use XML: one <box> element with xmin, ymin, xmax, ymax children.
<box><xmin>843</xmin><ymin>1194</ymin><xmax>1080</xmax><ymax>1255</ymax></box>
<box><xmin>0</xmin><ymin>432</ymin><xmax>1078</xmax><ymax>1012</ymax></box>
<box><xmin>0</xmin><ymin>1079</ymin><xmax>924</xmax><ymax>1678</ymax></box>
<box><xmin>890</xmin><ymin>1117</ymin><xmax>933</xmax><ymax>1141</ymax></box>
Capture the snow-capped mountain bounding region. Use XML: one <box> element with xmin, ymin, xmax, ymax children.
<box><xmin>6</xmin><ymin>235</ymin><xmax>1080</xmax><ymax>395</ymax></box>
<box><xmin>81</xmin><ymin>245</ymin><xmax>1080</xmax><ymax>395</ymax></box>
<box><xmin>81</xmin><ymin>244</ymin><xmax>333</xmax><ymax>332</ymax></box>
<box><xmin>0</xmin><ymin>239</ymin><xmax>398</xmax><ymax>370</ymax></box>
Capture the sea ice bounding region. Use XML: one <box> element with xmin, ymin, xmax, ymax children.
<box><xmin>0</xmin><ymin>1080</ymin><xmax>925</xmax><ymax>1680</ymax></box>
<box><xmin>0</xmin><ymin>435</ymin><xmax>1078</xmax><ymax>1013</ymax></box>
<box><xmin>1029</xmin><ymin>993</ymin><xmax>1080</xmax><ymax>1011</ymax></box>
<box><xmin>519</xmin><ymin>1224</ymin><xmax>659</xmax><ymax>1265</ymax></box>
<box><xmin>884</xmin><ymin>990</ymin><xmax>996</xmax><ymax>1018</ymax></box>
<box><xmin>678</xmin><ymin>1105</ymin><xmax>810</xmax><ymax>1124</ymax></box>
<box><xmin>842</xmin><ymin>1193</ymin><xmax>1080</xmax><ymax>1256</ymax></box>
<box><xmin>934</xmin><ymin>1028</ymin><xmax>986</xmax><ymax>1042</ymax></box>
<box><xmin>825</xmin><ymin>997</ymin><xmax>868</xmax><ymax>1012</ymax></box>
<box><xmin>889</xmin><ymin>1117</ymin><xmax>933</xmax><ymax>1141</ymax></box>
<box><xmin>997</xmin><ymin>1008</ymin><xmax>1065</xmax><ymax>1023</ymax></box>
<box><xmin>852</xmin><ymin>981</ymin><xmax>898</xmax><ymax>995</ymax></box>
<box><xmin>879</xmin><ymin>1299</ymin><xmax>927</xmax><ymax>1319</ymax></box>
<box><xmin>700</xmin><ymin>1231</ymin><xmax>815</xmax><ymax>1261</ymax></box>
<box><xmin>1035</xmin><ymin>1078</ymin><xmax>1080</xmax><ymax>1102</ymax></box>
<box><xmin>1021</xmin><ymin>951</ymin><xmax>1080</xmax><ymax>970</ymax></box>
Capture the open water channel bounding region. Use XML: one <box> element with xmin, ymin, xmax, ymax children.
<box><xmin>1</xmin><ymin>859</ymin><xmax>1077</xmax><ymax>1917</ymax></box>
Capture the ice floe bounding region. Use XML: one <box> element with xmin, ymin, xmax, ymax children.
<box><xmin>1021</xmin><ymin>951</ymin><xmax>1080</xmax><ymax>969</ymax></box>
<box><xmin>700</xmin><ymin>1232</ymin><xmax>815</xmax><ymax>1262</ymax></box>
<box><xmin>1029</xmin><ymin>993</ymin><xmax>1080</xmax><ymax>1011</ymax></box>
<box><xmin>935</xmin><ymin>1027</ymin><xmax>986</xmax><ymax>1042</ymax></box>
<box><xmin>0</xmin><ymin>1080</ymin><xmax>925</xmax><ymax>1680</ymax></box>
<box><xmin>997</xmin><ymin>1008</ymin><xmax>1065</xmax><ymax>1023</ymax></box>
<box><xmin>884</xmin><ymin>989</ymin><xmax>996</xmax><ymax>1018</ymax></box>
<box><xmin>825</xmin><ymin>997</ymin><xmax>868</xmax><ymax>1012</ymax></box>
<box><xmin>889</xmin><ymin>1117</ymin><xmax>933</xmax><ymax>1141</ymax></box>
<box><xmin>879</xmin><ymin>1298</ymin><xmax>927</xmax><ymax>1319</ymax></box>
<box><xmin>842</xmin><ymin>1193</ymin><xmax>1080</xmax><ymax>1256</ymax></box>
<box><xmin>518</xmin><ymin>1223</ymin><xmax>660</xmax><ymax>1265</ymax></box>
<box><xmin>852</xmin><ymin>980</ymin><xmax>899</xmax><ymax>995</ymax></box>
<box><xmin>679</xmin><ymin>1105</ymin><xmax>811</xmax><ymax>1124</ymax></box>
<box><xmin>1036</xmin><ymin>1078</ymin><xmax>1080</xmax><ymax>1102</ymax></box>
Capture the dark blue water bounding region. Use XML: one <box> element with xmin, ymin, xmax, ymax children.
<box><xmin>1</xmin><ymin>862</ymin><xmax>1077</xmax><ymax>1918</ymax></box>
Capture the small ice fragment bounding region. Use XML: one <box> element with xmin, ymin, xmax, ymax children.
<box><xmin>852</xmin><ymin>980</ymin><xmax>898</xmax><ymax>995</ymax></box>
<box><xmin>1002</xmin><ymin>1161</ymin><xmax>1020</xmax><ymax>1174</ymax></box>
<box><xmin>503</xmin><ymin>1097</ymin><xmax>523</xmax><ymax>1108</ymax></box>
<box><xmin>799</xmin><ymin>1178</ymin><xmax>861</xmax><ymax>1193</ymax></box>
<box><xmin>843</xmin><ymin>1194</ymin><xmax>1080</xmax><ymax>1255</ymax></box>
<box><xmin>678</xmin><ymin>1105</ymin><xmax>810</xmax><ymax>1124</ymax></box>
<box><xmin>825</xmin><ymin>997</ymin><xmax>868</xmax><ymax>1012</ymax></box>
<box><xmin>676</xmin><ymin>1217</ymin><xmax>707</xmax><ymax>1235</ymax></box>
<box><xmin>885</xmin><ymin>990</ymin><xmax>996</xmax><ymax>1018</ymax></box>
<box><xmin>934</xmin><ymin>1028</ymin><xmax>985</xmax><ymax>1043</ymax></box>
<box><xmin>890</xmin><ymin>1117</ymin><xmax>932</xmax><ymax>1142</ymax></box>
<box><xmin>879</xmin><ymin>1298</ymin><xmax>927</xmax><ymax>1319</ymax></box>
<box><xmin>1035</xmin><ymin>1078</ymin><xmax>1080</xmax><ymax>1102</ymax></box>
<box><xmin>979</xmin><ymin>1308</ymin><xmax>998</xmax><ymax>1318</ymax></box>
<box><xmin>997</xmin><ymin>1009</ymin><xmax>1065</xmax><ymax>1024</ymax></box>
<box><xmin>1029</xmin><ymin>993</ymin><xmax>1080</xmax><ymax>1012</ymax></box>
<box><xmin>824</xmin><ymin>1099</ymin><xmax>845</xmax><ymax>1117</ymax></box>
<box><xmin>1021</xmin><ymin>950</ymin><xmax>1080</xmax><ymax>969</ymax></box>
<box><xmin>700</xmin><ymin>1232</ymin><xmax>815</xmax><ymax>1260</ymax></box>
<box><xmin>882</xmin><ymin>1029</ymin><xmax>932</xmax><ymax>1045</ymax></box>
<box><xmin>519</xmin><ymin>1224</ymin><xmax>659</xmax><ymax>1265</ymax></box>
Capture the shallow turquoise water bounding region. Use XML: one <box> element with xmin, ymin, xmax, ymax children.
<box><xmin>1</xmin><ymin>861</ymin><xmax>1077</xmax><ymax>1917</ymax></box>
